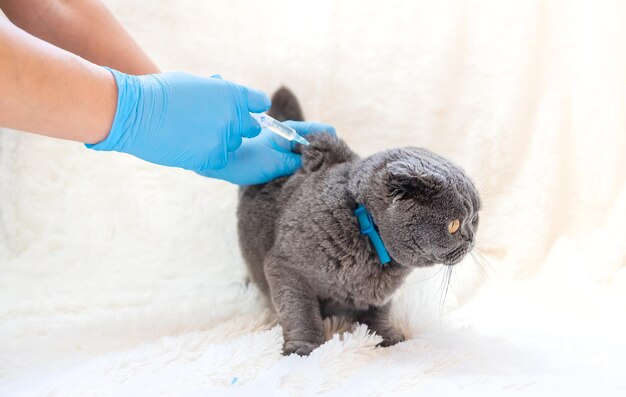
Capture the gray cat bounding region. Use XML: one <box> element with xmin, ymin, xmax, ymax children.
<box><xmin>238</xmin><ymin>88</ymin><xmax>481</xmax><ymax>356</ymax></box>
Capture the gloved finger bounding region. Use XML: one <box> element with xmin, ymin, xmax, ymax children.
<box><xmin>239</xmin><ymin>114</ymin><xmax>263</xmax><ymax>138</ymax></box>
<box><xmin>227</xmin><ymin>132</ymin><xmax>243</xmax><ymax>152</ymax></box>
<box><xmin>283</xmin><ymin>121</ymin><xmax>337</xmax><ymax>136</ymax></box>
<box><xmin>199</xmin><ymin>147</ymin><xmax>229</xmax><ymax>171</ymax></box>
<box><xmin>210</xmin><ymin>74</ymin><xmax>223</xmax><ymax>79</ymax></box>
<box><xmin>271</xmin><ymin>152</ymin><xmax>303</xmax><ymax>178</ymax></box>
<box><xmin>244</xmin><ymin>86</ymin><xmax>271</xmax><ymax>113</ymax></box>
<box><xmin>195</xmin><ymin>150</ymin><xmax>302</xmax><ymax>185</ymax></box>
<box><xmin>246</xmin><ymin>128</ymin><xmax>292</xmax><ymax>152</ymax></box>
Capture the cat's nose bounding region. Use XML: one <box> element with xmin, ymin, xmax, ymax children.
<box><xmin>461</xmin><ymin>229</ymin><xmax>473</xmax><ymax>242</ymax></box>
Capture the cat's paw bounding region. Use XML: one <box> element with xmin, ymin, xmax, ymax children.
<box><xmin>378</xmin><ymin>328</ymin><xmax>405</xmax><ymax>347</ymax></box>
<box><xmin>283</xmin><ymin>340</ymin><xmax>319</xmax><ymax>356</ymax></box>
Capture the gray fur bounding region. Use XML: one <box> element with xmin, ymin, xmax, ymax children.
<box><xmin>237</xmin><ymin>90</ymin><xmax>481</xmax><ymax>356</ymax></box>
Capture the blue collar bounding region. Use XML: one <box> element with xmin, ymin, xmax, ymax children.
<box><xmin>354</xmin><ymin>204</ymin><xmax>391</xmax><ymax>265</ymax></box>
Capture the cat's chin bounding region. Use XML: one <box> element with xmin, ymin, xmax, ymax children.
<box><xmin>443</xmin><ymin>257</ymin><xmax>465</xmax><ymax>266</ymax></box>
<box><xmin>407</xmin><ymin>253</ymin><xmax>465</xmax><ymax>267</ymax></box>
<box><xmin>441</xmin><ymin>250</ymin><xmax>471</xmax><ymax>266</ymax></box>
<box><xmin>400</xmin><ymin>254</ymin><xmax>440</xmax><ymax>268</ymax></box>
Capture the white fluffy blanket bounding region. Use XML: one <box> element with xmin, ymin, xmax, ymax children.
<box><xmin>1</xmin><ymin>0</ymin><xmax>625</xmax><ymax>395</ymax></box>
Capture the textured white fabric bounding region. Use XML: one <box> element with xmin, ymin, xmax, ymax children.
<box><xmin>1</xmin><ymin>0</ymin><xmax>625</xmax><ymax>395</ymax></box>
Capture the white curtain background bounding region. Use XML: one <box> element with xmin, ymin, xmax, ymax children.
<box><xmin>1</xmin><ymin>0</ymin><xmax>624</xmax><ymax>395</ymax></box>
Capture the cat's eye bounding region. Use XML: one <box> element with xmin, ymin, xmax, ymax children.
<box><xmin>447</xmin><ymin>219</ymin><xmax>460</xmax><ymax>234</ymax></box>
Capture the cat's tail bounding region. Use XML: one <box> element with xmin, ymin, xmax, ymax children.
<box><xmin>267</xmin><ymin>86</ymin><xmax>305</xmax><ymax>122</ymax></box>
<box><xmin>267</xmin><ymin>86</ymin><xmax>357</xmax><ymax>173</ymax></box>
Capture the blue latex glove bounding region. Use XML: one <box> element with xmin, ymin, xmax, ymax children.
<box><xmin>197</xmin><ymin>121</ymin><xmax>336</xmax><ymax>185</ymax></box>
<box><xmin>87</xmin><ymin>68</ymin><xmax>270</xmax><ymax>171</ymax></box>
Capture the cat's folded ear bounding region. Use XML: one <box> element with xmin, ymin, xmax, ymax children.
<box><xmin>386</xmin><ymin>160</ymin><xmax>447</xmax><ymax>200</ymax></box>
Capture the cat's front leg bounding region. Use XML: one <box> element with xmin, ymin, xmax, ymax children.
<box><xmin>358</xmin><ymin>303</ymin><xmax>405</xmax><ymax>347</ymax></box>
<box><xmin>265</xmin><ymin>257</ymin><xmax>324</xmax><ymax>356</ymax></box>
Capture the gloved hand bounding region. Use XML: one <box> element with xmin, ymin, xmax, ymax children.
<box><xmin>86</xmin><ymin>68</ymin><xmax>270</xmax><ymax>171</ymax></box>
<box><xmin>197</xmin><ymin>121</ymin><xmax>336</xmax><ymax>185</ymax></box>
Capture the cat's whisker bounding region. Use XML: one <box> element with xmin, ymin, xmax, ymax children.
<box><xmin>474</xmin><ymin>165</ymin><xmax>516</xmax><ymax>186</ymax></box>
<box><xmin>474</xmin><ymin>167</ymin><xmax>512</xmax><ymax>189</ymax></box>
<box><xmin>437</xmin><ymin>267</ymin><xmax>446</xmax><ymax>312</ymax></box>
<box><xmin>475</xmin><ymin>168</ymin><xmax>526</xmax><ymax>204</ymax></box>
<box><xmin>475</xmin><ymin>170</ymin><xmax>510</xmax><ymax>198</ymax></box>
<box><xmin>470</xmin><ymin>251</ymin><xmax>488</xmax><ymax>282</ymax></box>
<box><xmin>470</xmin><ymin>248</ymin><xmax>484</xmax><ymax>273</ymax></box>
<box><xmin>474</xmin><ymin>247</ymin><xmax>496</xmax><ymax>275</ymax></box>
<box><xmin>477</xmin><ymin>186</ymin><xmax>507</xmax><ymax>199</ymax></box>
<box><xmin>478</xmin><ymin>183</ymin><xmax>530</xmax><ymax>205</ymax></box>
<box><xmin>478</xmin><ymin>254</ymin><xmax>491</xmax><ymax>280</ymax></box>
<box><xmin>408</xmin><ymin>264</ymin><xmax>445</xmax><ymax>284</ymax></box>
<box><xmin>439</xmin><ymin>265</ymin><xmax>453</xmax><ymax>314</ymax></box>
<box><xmin>470</xmin><ymin>248</ymin><xmax>496</xmax><ymax>281</ymax></box>
<box><xmin>475</xmin><ymin>239</ymin><xmax>499</xmax><ymax>247</ymax></box>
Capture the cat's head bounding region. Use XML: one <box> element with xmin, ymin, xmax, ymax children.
<box><xmin>363</xmin><ymin>148</ymin><xmax>481</xmax><ymax>267</ymax></box>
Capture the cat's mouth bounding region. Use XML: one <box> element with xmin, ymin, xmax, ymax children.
<box><xmin>441</xmin><ymin>243</ymin><xmax>472</xmax><ymax>265</ymax></box>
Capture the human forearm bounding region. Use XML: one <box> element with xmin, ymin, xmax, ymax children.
<box><xmin>0</xmin><ymin>17</ymin><xmax>116</xmax><ymax>143</ymax></box>
<box><xmin>0</xmin><ymin>0</ymin><xmax>159</xmax><ymax>75</ymax></box>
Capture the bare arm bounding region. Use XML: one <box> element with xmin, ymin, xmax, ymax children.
<box><xmin>0</xmin><ymin>16</ymin><xmax>116</xmax><ymax>143</ymax></box>
<box><xmin>0</xmin><ymin>0</ymin><xmax>159</xmax><ymax>75</ymax></box>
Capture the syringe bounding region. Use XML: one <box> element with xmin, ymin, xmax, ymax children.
<box><xmin>250</xmin><ymin>113</ymin><xmax>310</xmax><ymax>146</ymax></box>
